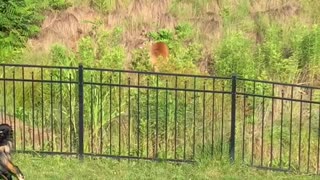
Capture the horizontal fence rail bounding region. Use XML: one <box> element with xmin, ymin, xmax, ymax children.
<box><xmin>0</xmin><ymin>63</ymin><xmax>319</xmax><ymax>175</ymax></box>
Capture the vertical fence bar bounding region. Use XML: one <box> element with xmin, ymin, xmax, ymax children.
<box><xmin>137</xmin><ymin>73</ymin><xmax>140</xmax><ymax>157</ymax></box>
<box><xmin>128</xmin><ymin>77</ymin><xmax>131</xmax><ymax>157</ymax></box>
<box><xmin>36</xmin><ymin>111</ymin><xmax>40</xmax><ymax>150</ymax></box>
<box><xmin>118</xmin><ymin>72</ymin><xmax>121</xmax><ymax>156</ymax></box>
<box><xmin>50</xmin><ymin>73</ymin><xmax>54</xmax><ymax>151</ymax></box>
<box><xmin>3</xmin><ymin>66</ymin><xmax>6</xmax><ymax>123</ymax></box>
<box><xmin>202</xmin><ymin>82</ymin><xmax>206</xmax><ymax>153</ymax></box>
<box><xmin>230</xmin><ymin>75</ymin><xmax>237</xmax><ymax>163</ymax></box>
<box><xmin>212</xmin><ymin>78</ymin><xmax>215</xmax><ymax>157</ymax></box>
<box><xmin>307</xmin><ymin>89</ymin><xmax>313</xmax><ymax>173</ymax></box>
<box><xmin>174</xmin><ymin>76</ymin><xmax>178</xmax><ymax>159</ymax></box>
<box><xmin>69</xmin><ymin>74</ymin><xmax>73</xmax><ymax>153</ymax></box>
<box><xmin>317</xmin><ymin>102</ymin><xmax>320</xmax><ymax>175</ymax></box>
<box><xmin>146</xmin><ymin>79</ymin><xmax>150</xmax><ymax>158</ymax></box>
<box><xmin>99</xmin><ymin>71</ymin><xmax>103</xmax><ymax>154</ymax></box>
<box><xmin>242</xmin><ymin>88</ymin><xmax>246</xmax><ymax>162</ymax></box>
<box><xmin>251</xmin><ymin>82</ymin><xmax>256</xmax><ymax>165</ymax></box>
<box><xmin>280</xmin><ymin>90</ymin><xmax>284</xmax><ymax>168</ymax></box>
<box><xmin>221</xmin><ymin>83</ymin><xmax>225</xmax><ymax>159</ymax></box>
<box><xmin>59</xmin><ymin>68</ymin><xmax>63</xmax><ymax>152</ymax></box>
<box><xmin>270</xmin><ymin>84</ymin><xmax>275</xmax><ymax>167</ymax></box>
<box><xmin>289</xmin><ymin>86</ymin><xmax>293</xmax><ymax>170</ymax></box>
<box><xmin>155</xmin><ymin>75</ymin><xmax>159</xmax><ymax>158</ymax></box>
<box><xmin>90</xmin><ymin>75</ymin><xmax>94</xmax><ymax>153</ymax></box>
<box><xmin>31</xmin><ymin>72</ymin><xmax>35</xmax><ymax>150</ymax></box>
<box><xmin>193</xmin><ymin>77</ymin><xmax>196</xmax><ymax>159</ymax></box>
<box><xmin>298</xmin><ymin>93</ymin><xmax>303</xmax><ymax>171</ymax></box>
<box><xmin>184</xmin><ymin>81</ymin><xmax>187</xmax><ymax>160</ymax></box>
<box><xmin>109</xmin><ymin>76</ymin><xmax>112</xmax><ymax>155</ymax></box>
<box><xmin>261</xmin><ymin>88</ymin><xmax>265</xmax><ymax>166</ymax></box>
<box><xmin>12</xmin><ymin>71</ymin><xmax>16</xmax><ymax>150</ymax></box>
<box><xmin>22</xmin><ymin>67</ymin><xmax>25</xmax><ymax>151</ymax></box>
<box><xmin>41</xmin><ymin>68</ymin><xmax>44</xmax><ymax>151</ymax></box>
<box><xmin>78</xmin><ymin>64</ymin><xmax>84</xmax><ymax>160</ymax></box>
<box><xmin>165</xmin><ymin>80</ymin><xmax>168</xmax><ymax>159</ymax></box>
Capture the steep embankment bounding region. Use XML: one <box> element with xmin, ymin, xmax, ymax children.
<box><xmin>3</xmin><ymin>0</ymin><xmax>320</xmax><ymax>85</ymax></box>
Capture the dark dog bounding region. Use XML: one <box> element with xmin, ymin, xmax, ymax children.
<box><xmin>0</xmin><ymin>124</ymin><xmax>24</xmax><ymax>180</ymax></box>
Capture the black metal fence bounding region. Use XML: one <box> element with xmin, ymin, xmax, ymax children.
<box><xmin>0</xmin><ymin>63</ymin><xmax>319</xmax><ymax>174</ymax></box>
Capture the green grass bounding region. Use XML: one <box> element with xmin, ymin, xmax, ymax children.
<box><xmin>12</xmin><ymin>153</ymin><xmax>317</xmax><ymax>180</ymax></box>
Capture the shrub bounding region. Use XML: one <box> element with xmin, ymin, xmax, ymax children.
<box><xmin>0</xmin><ymin>0</ymin><xmax>43</xmax><ymax>62</ymax></box>
<box><xmin>214</xmin><ymin>32</ymin><xmax>256</xmax><ymax>79</ymax></box>
<box><xmin>256</xmin><ymin>25</ymin><xmax>298</xmax><ymax>82</ymax></box>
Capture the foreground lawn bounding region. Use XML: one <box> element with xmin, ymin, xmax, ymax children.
<box><xmin>11</xmin><ymin>153</ymin><xmax>316</xmax><ymax>180</ymax></box>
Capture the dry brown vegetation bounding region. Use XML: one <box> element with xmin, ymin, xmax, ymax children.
<box><xmin>0</xmin><ymin>113</ymin><xmax>57</xmax><ymax>151</ymax></box>
<box><xmin>25</xmin><ymin>0</ymin><xmax>311</xmax><ymax>73</ymax></box>
<box><xmin>27</xmin><ymin>6</ymin><xmax>99</xmax><ymax>52</ymax></box>
<box><xmin>27</xmin><ymin>0</ymin><xmax>221</xmax><ymax>53</ymax></box>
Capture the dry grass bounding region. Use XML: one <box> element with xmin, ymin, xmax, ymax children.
<box><xmin>26</xmin><ymin>0</ymin><xmax>312</xmax><ymax>51</ymax></box>
<box><xmin>251</xmin><ymin>1</ymin><xmax>301</xmax><ymax>25</ymax></box>
<box><xmin>27</xmin><ymin>1</ymin><xmax>305</xmax><ymax>50</ymax></box>
<box><xmin>27</xmin><ymin>0</ymin><xmax>221</xmax><ymax>53</ymax></box>
<box><xmin>27</xmin><ymin>6</ymin><xmax>99</xmax><ymax>52</ymax></box>
<box><xmin>24</xmin><ymin>0</ymin><xmax>319</xmax><ymax>78</ymax></box>
<box><xmin>0</xmin><ymin>113</ymin><xmax>56</xmax><ymax>151</ymax></box>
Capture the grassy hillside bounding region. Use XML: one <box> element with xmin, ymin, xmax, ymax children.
<box><xmin>1</xmin><ymin>0</ymin><xmax>320</xmax><ymax>84</ymax></box>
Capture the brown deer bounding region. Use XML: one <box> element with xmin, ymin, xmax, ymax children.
<box><xmin>140</xmin><ymin>30</ymin><xmax>169</xmax><ymax>72</ymax></box>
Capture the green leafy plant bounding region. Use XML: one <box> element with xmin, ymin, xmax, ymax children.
<box><xmin>0</xmin><ymin>0</ymin><xmax>43</xmax><ymax>62</ymax></box>
<box><xmin>214</xmin><ymin>32</ymin><xmax>256</xmax><ymax>79</ymax></box>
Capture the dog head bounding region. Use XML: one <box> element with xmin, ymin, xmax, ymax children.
<box><xmin>0</xmin><ymin>124</ymin><xmax>13</xmax><ymax>142</ymax></box>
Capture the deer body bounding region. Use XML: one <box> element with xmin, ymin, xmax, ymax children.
<box><xmin>139</xmin><ymin>30</ymin><xmax>170</xmax><ymax>72</ymax></box>
<box><xmin>149</xmin><ymin>42</ymin><xmax>169</xmax><ymax>72</ymax></box>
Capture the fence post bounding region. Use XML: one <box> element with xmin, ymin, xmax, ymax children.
<box><xmin>229</xmin><ymin>74</ymin><xmax>237</xmax><ymax>163</ymax></box>
<box><xmin>78</xmin><ymin>64</ymin><xmax>84</xmax><ymax>160</ymax></box>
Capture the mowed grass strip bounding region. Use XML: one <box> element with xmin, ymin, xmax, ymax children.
<box><xmin>11</xmin><ymin>153</ymin><xmax>317</xmax><ymax>180</ymax></box>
